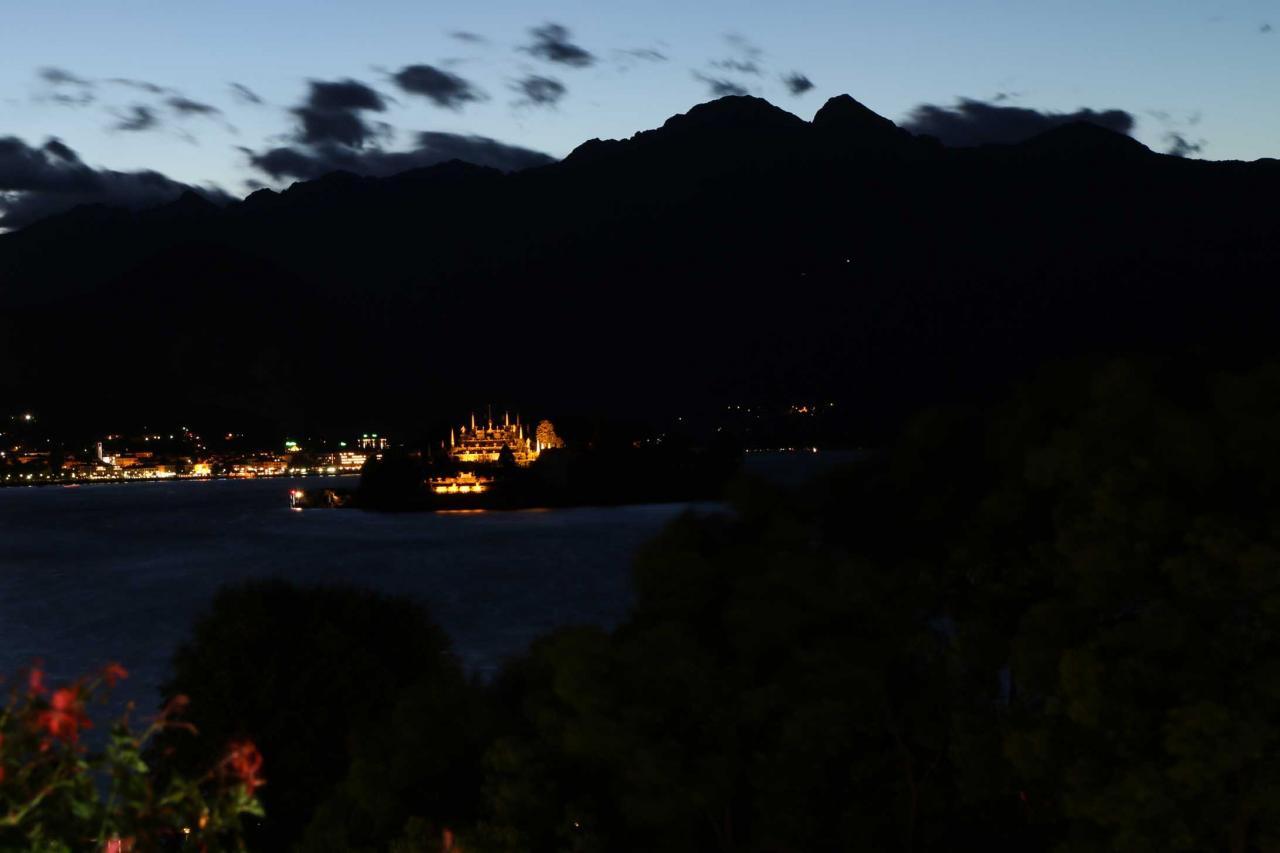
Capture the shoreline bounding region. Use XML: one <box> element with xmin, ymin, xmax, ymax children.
<box><xmin>0</xmin><ymin>471</ymin><xmax>359</xmax><ymax>489</ymax></box>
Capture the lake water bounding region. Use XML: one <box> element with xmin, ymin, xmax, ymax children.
<box><xmin>0</xmin><ymin>477</ymin><xmax>715</xmax><ymax>708</ymax></box>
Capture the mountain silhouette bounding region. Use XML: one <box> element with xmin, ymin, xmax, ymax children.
<box><xmin>1018</xmin><ymin>120</ymin><xmax>1153</xmax><ymax>158</ymax></box>
<box><xmin>811</xmin><ymin>94</ymin><xmax>919</xmax><ymax>149</ymax></box>
<box><xmin>1</xmin><ymin>94</ymin><xmax>1276</xmax><ymax>438</ymax></box>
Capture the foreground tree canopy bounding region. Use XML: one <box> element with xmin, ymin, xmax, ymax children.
<box><xmin>157</xmin><ymin>582</ymin><xmax>480</xmax><ymax>851</ymax></box>
<box><xmin>158</xmin><ymin>357</ymin><xmax>1280</xmax><ymax>851</ymax></box>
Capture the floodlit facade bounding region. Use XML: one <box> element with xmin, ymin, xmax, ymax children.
<box><xmin>449</xmin><ymin>412</ymin><xmax>541</xmax><ymax>467</ymax></box>
<box><xmin>428</xmin><ymin>471</ymin><xmax>495</xmax><ymax>495</ymax></box>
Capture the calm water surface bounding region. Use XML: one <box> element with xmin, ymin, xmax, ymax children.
<box><xmin>0</xmin><ymin>477</ymin><xmax>714</xmax><ymax>707</ymax></box>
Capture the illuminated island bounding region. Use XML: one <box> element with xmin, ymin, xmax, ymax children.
<box><xmin>426</xmin><ymin>412</ymin><xmax>564</xmax><ymax>496</ymax></box>
<box><xmin>296</xmin><ymin>410</ymin><xmax>738</xmax><ymax>512</ymax></box>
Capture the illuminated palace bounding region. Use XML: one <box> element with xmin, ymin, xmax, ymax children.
<box><xmin>449</xmin><ymin>412</ymin><xmax>541</xmax><ymax>466</ymax></box>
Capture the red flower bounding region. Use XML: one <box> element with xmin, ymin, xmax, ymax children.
<box><xmin>102</xmin><ymin>663</ymin><xmax>129</xmax><ymax>688</ymax></box>
<box><xmin>28</xmin><ymin>666</ymin><xmax>46</xmax><ymax>696</ymax></box>
<box><xmin>102</xmin><ymin>837</ymin><xmax>135</xmax><ymax>852</ymax></box>
<box><xmin>37</xmin><ymin>687</ymin><xmax>91</xmax><ymax>743</ymax></box>
<box><xmin>160</xmin><ymin>694</ymin><xmax>190</xmax><ymax>718</ymax></box>
<box><xmin>224</xmin><ymin>740</ymin><xmax>265</xmax><ymax>792</ymax></box>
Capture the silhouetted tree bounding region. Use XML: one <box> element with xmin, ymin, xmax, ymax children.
<box><xmin>473</xmin><ymin>483</ymin><xmax>969</xmax><ymax>852</ymax></box>
<box><xmin>359</xmin><ymin>448</ymin><xmax>429</xmax><ymax>508</ymax></box>
<box><xmin>471</xmin><ymin>356</ymin><xmax>1280</xmax><ymax>853</ymax></box>
<box><xmin>498</xmin><ymin>444</ymin><xmax>517</xmax><ymax>470</ymax></box>
<box><xmin>535</xmin><ymin>420</ymin><xmax>563</xmax><ymax>450</ymax></box>
<box><xmin>156</xmin><ymin>581</ymin><xmax>473</xmax><ymax>851</ymax></box>
<box><xmin>150</xmin><ymin>357</ymin><xmax>1280</xmax><ymax>852</ymax></box>
<box><xmin>961</xmin><ymin>360</ymin><xmax>1280</xmax><ymax>853</ymax></box>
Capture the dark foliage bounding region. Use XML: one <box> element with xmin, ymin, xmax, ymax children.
<box><xmin>155</xmin><ymin>358</ymin><xmax>1280</xmax><ymax>851</ymax></box>
<box><xmin>156</xmin><ymin>581</ymin><xmax>472</xmax><ymax>850</ymax></box>
<box><xmin>355</xmin><ymin>443</ymin><xmax>741</xmax><ymax>510</ymax></box>
<box><xmin>357</xmin><ymin>449</ymin><xmax>431</xmax><ymax>509</ymax></box>
<box><xmin>470</xmin><ymin>357</ymin><xmax>1280</xmax><ymax>852</ymax></box>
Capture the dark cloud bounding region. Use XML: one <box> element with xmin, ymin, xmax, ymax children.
<box><xmin>693</xmin><ymin>73</ymin><xmax>748</xmax><ymax>98</ymax></box>
<box><xmin>47</xmin><ymin>91</ymin><xmax>95</xmax><ymax>108</ymax></box>
<box><xmin>0</xmin><ymin>138</ymin><xmax>90</xmax><ymax>192</ymax></box>
<box><xmin>244</xmin><ymin>131</ymin><xmax>555</xmax><ymax>182</ymax></box>
<box><xmin>38</xmin><ymin>67</ymin><xmax>92</xmax><ymax>87</ymax></box>
<box><xmin>449</xmin><ymin>31</ymin><xmax>487</xmax><ymax>44</ymax></box>
<box><xmin>167</xmin><ymin>96</ymin><xmax>222</xmax><ymax>117</ymax></box>
<box><xmin>705</xmin><ymin>34</ymin><xmax>763</xmax><ymax>87</ymax></box>
<box><xmin>714</xmin><ymin>34</ymin><xmax>763</xmax><ymax>75</ymax></box>
<box><xmin>42</xmin><ymin>138</ymin><xmax>79</xmax><ymax>163</ymax></box>
<box><xmin>291</xmin><ymin>79</ymin><xmax>388</xmax><ymax>147</ymax></box>
<box><xmin>38</xmin><ymin>70</ymin><xmax>233</xmax><ymax>126</ymax></box>
<box><xmin>252</xmin><ymin>74</ymin><xmax>552</xmax><ymax>185</ymax></box>
<box><xmin>782</xmin><ymin>72</ymin><xmax>814</xmax><ymax>96</ymax></box>
<box><xmin>35</xmin><ymin>67</ymin><xmax>95</xmax><ymax>106</ymax></box>
<box><xmin>391</xmin><ymin>65</ymin><xmax>483</xmax><ymax>109</ymax></box>
<box><xmin>1262</xmin><ymin>22</ymin><xmax>1273</xmax><ymax>33</ymax></box>
<box><xmin>244</xmin><ymin>146</ymin><xmax>322</xmax><ymax>181</ymax></box>
<box><xmin>513</xmin><ymin>75</ymin><xmax>567</xmax><ymax>107</ymax></box>
<box><xmin>230</xmin><ymin>82</ymin><xmax>264</xmax><ymax>105</ymax></box>
<box><xmin>618</xmin><ymin>48</ymin><xmax>667</xmax><ymax>62</ymax></box>
<box><xmin>304</xmin><ymin>79</ymin><xmax>385</xmax><ymax>112</ymax></box>
<box><xmin>295</xmin><ymin>110</ymin><xmax>387</xmax><ymax>147</ymax></box>
<box><xmin>1165</xmin><ymin>132</ymin><xmax>1206</xmax><ymax>158</ymax></box>
<box><xmin>712</xmin><ymin>58</ymin><xmax>760</xmax><ymax>75</ymax></box>
<box><xmin>0</xmin><ymin>135</ymin><xmax>229</xmax><ymax>230</ymax></box>
<box><xmin>524</xmin><ymin>23</ymin><xmax>595</xmax><ymax>67</ymax></box>
<box><xmin>901</xmin><ymin>97</ymin><xmax>1135</xmax><ymax>146</ymax></box>
<box><xmin>107</xmin><ymin>78</ymin><xmax>171</xmax><ymax>95</ymax></box>
<box><xmin>113</xmin><ymin>105</ymin><xmax>160</xmax><ymax>132</ymax></box>
<box><xmin>47</xmin><ymin>92</ymin><xmax>95</xmax><ymax>108</ymax></box>
<box><xmin>724</xmin><ymin>34</ymin><xmax>763</xmax><ymax>58</ymax></box>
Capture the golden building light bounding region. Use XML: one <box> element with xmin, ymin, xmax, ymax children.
<box><xmin>429</xmin><ymin>471</ymin><xmax>494</xmax><ymax>495</ymax></box>
<box><xmin>445</xmin><ymin>412</ymin><xmax>543</xmax><ymax>467</ymax></box>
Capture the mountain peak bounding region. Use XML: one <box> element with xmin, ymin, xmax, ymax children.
<box><xmin>654</xmin><ymin>95</ymin><xmax>809</xmax><ymax>137</ymax></box>
<box><xmin>811</xmin><ymin>95</ymin><xmax>914</xmax><ymax>148</ymax></box>
<box><xmin>137</xmin><ymin>189</ymin><xmax>219</xmax><ymax>223</ymax></box>
<box><xmin>1020</xmin><ymin>121</ymin><xmax>1152</xmax><ymax>158</ymax></box>
<box><xmin>812</xmin><ymin>95</ymin><xmax>894</xmax><ymax>132</ymax></box>
<box><xmin>563</xmin><ymin>95</ymin><xmax>809</xmax><ymax>166</ymax></box>
<box><xmin>170</xmin><ymin>189</ymin><xmax>218</xmax><ymax>211</ymax></box>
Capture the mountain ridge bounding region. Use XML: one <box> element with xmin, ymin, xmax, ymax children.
<box><xmin>0</xmin><ymin>94</ymin><xmax>1274</xmax><ymax>438</ymax></box>
<box><xmin>4</xmin><ymin>92</ymin><xmax>1174</xmax><ymax>235</ymax></box>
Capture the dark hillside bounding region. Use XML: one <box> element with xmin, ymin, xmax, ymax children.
<box><xmin>2</xmin><ymin>95</ymin><xmax>1276</xmax><ymax>436</ymax></box>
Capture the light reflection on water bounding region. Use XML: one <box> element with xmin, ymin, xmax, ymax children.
<box><xmin>0</xmin><ymin>476</ymin><xmax>713</xmax><ymax>708</ymax></box>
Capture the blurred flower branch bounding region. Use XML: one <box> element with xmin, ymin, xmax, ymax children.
<box><xmin>1</xmin><ymin>662</ymin><xmax>263</xmax><ymax>851</ymax></box>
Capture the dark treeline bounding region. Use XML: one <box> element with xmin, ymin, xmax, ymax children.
<box><xmin>151</xmin><ymin>357</ymin><xmax>1280</xmax><ymax>852</ymax></box>
<box><xmin>355</xmin><ymin>439</ymin><xmax>742</xmax><ymax>511</ymax></box>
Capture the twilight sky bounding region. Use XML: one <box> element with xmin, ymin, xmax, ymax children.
<box><xmin>2</xmin><ymin>0</ymin><xmax>1278</xmax><ymax>226</ymax></box>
